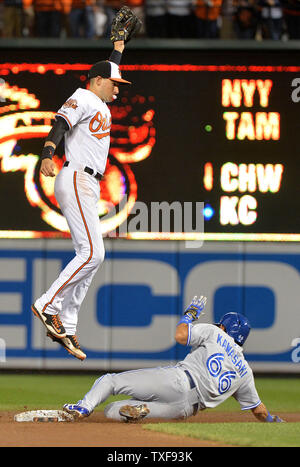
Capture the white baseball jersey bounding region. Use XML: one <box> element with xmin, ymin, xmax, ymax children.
<box><xmin>56</xmin><ymin>87</ymin><xmax>111</xmax><ymax>175</ymax></box>
<box><xmin>177</xmin><ymin>323</ymin><xmax>261</xmax><ymax>410</ymax></box>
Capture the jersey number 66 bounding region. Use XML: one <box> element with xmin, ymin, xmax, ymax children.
<box><xmin>206</xmin><ymin>353</ymin><xmax>237</xmax><ymax>395</ymax></box>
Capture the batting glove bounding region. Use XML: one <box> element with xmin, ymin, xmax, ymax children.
<box><xmin>177</xmin><ymin>296</ymin><xmax>207</xmax><ymax>325</ymax></box>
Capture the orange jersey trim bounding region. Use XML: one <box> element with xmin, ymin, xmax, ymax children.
<box><xmin>42</xmin><ymin>171</ymin><xmax>93</xmax><ymax>313</ymax></box>
<box><xmin>56</xmin><ymin>112</ymin><xmax>73</xmax><ymax>129</ymax></box>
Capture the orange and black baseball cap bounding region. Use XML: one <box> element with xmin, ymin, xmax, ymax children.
<box><xmin>87</xmin><ymin>60</ymin><xmax>131</xmax><ymax>85</ymax></box>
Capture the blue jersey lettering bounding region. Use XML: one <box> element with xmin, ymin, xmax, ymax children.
<box><xmin>216</xmin><ymin>332</ymin><xmax>248</xmax><ymax>377</ymax></box>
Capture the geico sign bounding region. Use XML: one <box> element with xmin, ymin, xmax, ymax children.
<box><xmin>31</xmin><ymin>256</ymin><xmax>300</xmax><ymax>357</ymax></box>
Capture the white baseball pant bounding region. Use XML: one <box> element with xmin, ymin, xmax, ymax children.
<box><xmin>35</xmin><ymin>163</ymin><xmax>105</xmax><ymax>335</ymax></box>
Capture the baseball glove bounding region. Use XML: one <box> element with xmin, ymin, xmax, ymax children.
<box><xmin>110</xmin><ymin>6</ymin><xmax>142</xmax><ymax>43</ymax></box>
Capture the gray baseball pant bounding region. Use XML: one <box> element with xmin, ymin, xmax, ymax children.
<box><xmin>78</xmin><ymin>366</ymin><xmax>200</xmax><ymax>420</ymax></box>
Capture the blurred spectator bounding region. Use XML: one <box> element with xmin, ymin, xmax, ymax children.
<box><xmin>166</xmin><ymin>0</ymin><xmax>194</xmax><ymax>37</ymax></box>
<box><xmin>220</xmin><ymin>0</ymin><xmax>236</xmax><ymax>38</ymax></box>
<box><xmin>69</xmin><ymin>0</ymin><xmax>96</xmax><ymax>37</ymax></box>
<box><xmin>194</xmin><ymin>0</ymin><xmax>223</xmax><ymax>38</ymax></box>
<box><xmin>257</xmin><ymin>0</ymin><xmax>283</xmax><ymax>39</ymax></box>
<box><xmin>23</xmin><ymin>0</ymin><xmax>69</xmax><ymax>37</ymax></box>
<box><xmin>145</xmin><ymin>0</ymin><xmax>167</xmax><ymax>37</ymax></box>
<box><xmin>126</xmin><ymin>0</ymin><xmax>145</xmax><ymax>36</ymax></box>
<box><xmin>2</xmin><ymin>0</ymin><xmax>23</xmax><ymax>36</ymax></box>
<box><xmin>103</xmin><ymin>0</ymin><xmax>124</xmax><ymax>37</ymax></box>
<box><xmin>126</xmin><ymin>0</ymin><xmax>144</xmax><ymax>11</ymax></box>
<box><xmin>232</xmin><ymin>0</ymin><xmax>258</xmax><ymax>38</ymax></box>
<box><xmin>94</xmin><ymin>0</ymin><xmax>107</xmax><ymax>37</ymax></box>
<box><xmin>282</xmin><ymin>0</ymin><xmax>300</xmax><ymax>38</ymax></box>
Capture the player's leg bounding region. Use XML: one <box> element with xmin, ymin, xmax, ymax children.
<box><xmin>104</xmin><ymin>399</ymin><xmax>186</xmax><ymax>421</ymax></box>
<box><xmin>57</xmin><ymin>272</ymin><xmax>96</xmax><ymax>334</ymax></box>
<box><xmin>63</xmin><ymin>372</ymin><xmax>116</xmax><ymax>417</ymax></box>
<box><xmin>64</xmin><ymin>367</ymin><xmax>190</xmax><ymax>418</ymax></box>
<box><xmin>33</xmin><ymin>169</ymin><xmax>104</xmax><ymax>349</ymax></box>
<box><xmin>108</xmin><ymin>367</ymin><xmax>197</xmax><ymax>420</ymax></box>
<box><xmin>58</xmin><ymin>171</ymin><xmax>104</xmax><ymax>334</ymax></box>
<box><xmin>43</xmin><ymin>246</ymin><xmax>99</xmax><ymax>360</ymax></box>
<box><xmin>111</xmin><ymin>367</ymin><xmax>189</xmax><ymax>404</ymax></box>
<box><xmin>34</xmin><ymin>169</ymin><xmax>104</xmax><ymax>326</ymax></box>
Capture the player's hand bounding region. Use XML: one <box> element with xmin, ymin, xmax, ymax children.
<box><xmin>40</xmin><ymin>158</ymin><xmax>56</xmax><ymax>177</ymax></box>
<box><xmin>184</xmin><ymin>296</ymin><xmax>207</xmax><ymax>322</ymax></box>
<box><xmin>271</xmin><ymin>415</ymin><xmax>285</xmax><ymax>422</ymax></box>
<box><xmin>114</xmin><ymin>40</ymin><xmax>125</xmax><ymax>53</ymax></box>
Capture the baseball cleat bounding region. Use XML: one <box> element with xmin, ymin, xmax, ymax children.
<box><xmin>63</xmin><ymin>403</ymin><xmax>90</xmax><ymax>420</ymax></box>
<box><xmin>47</xmin><ymin>332</ymin><xmax>87</xmax><ymax>360</ymax></box>
<box><xmin>31</xmin><ymin>304</ymin><xmax>66</xmax><ymax>339</ymax></box>
<box><xmin>119</xmin><ymin>404</ymin><xmax>150</xmax><ymax>422</ymax></box>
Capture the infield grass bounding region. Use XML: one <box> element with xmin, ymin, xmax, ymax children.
<box><xmin>144</xmin><ymin>422</ymin><xmax>300</xmax><ymax>447</ymax></box>
<box><xmin>0</xmin><ymin>374</ymin><xmax>128</xmax><ymax>411</ymax></box>
<box><xmin>0</xmin><ymin>374</ymin><xmax>299</xmax><ymax>415</ymax></box>
<box><xmin>1</xmin><ymin>374</ymin><xmax>299</xmax><ymax>447</ymax></box>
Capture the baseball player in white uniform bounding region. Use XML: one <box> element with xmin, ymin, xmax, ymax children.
<box><xmin>31</xmin><ymin>36</ymin><xmax>133</xmax><ymax>360</ymax></box>
<box><xmin>63</xmin><ymin>296</ymin><xmax>284</xmax><ymax>423</ymax></box>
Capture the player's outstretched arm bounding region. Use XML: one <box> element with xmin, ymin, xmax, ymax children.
<box><xmin>175</xmin><ymin>296</ymin><xmax>207</xmax><ymax>345</ymax></box>
<box><xmin>108</xmin><ymin>7</ymin><xmax>141</xmax><ymax>65</ymax></box>
<box><xmin>251</xmin><ymin>402</ymin><xmax>285</xmax><ymax>422</ymax></box>
<box><xmin>175</xmin><ymin>323</ymin><xmax>189</xmax><ymax>345</ymax></box>
<box><xmin>109</xmin><ymin>41</ymin><xmax>125</xmax><ymax>66</ymax></box>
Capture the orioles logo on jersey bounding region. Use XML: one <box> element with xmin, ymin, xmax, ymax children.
<box><xmin>89</xmin><ymin>111</ymin><xmax>111</xmax><ymax>140</ymax></box>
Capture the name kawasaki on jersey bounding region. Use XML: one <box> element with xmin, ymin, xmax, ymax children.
<box><xmin>216</xmin><ymin>333</ymin><xmax>248</xmax><ymax>377</ymax></box>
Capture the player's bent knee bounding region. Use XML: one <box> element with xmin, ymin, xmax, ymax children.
<box><xmin>104</xmin><ymin>402</ymin><xmax>121</xmax><ymax>420</ymax></box>
<box><xmin>91</xmin><ymin>247</ymin><xmax>105</xmax><ymax>268</ymax></box>
<box><xmin>104</xmin><ymin>400</ymin><xmax>132</xmax><ymax>421</ymax></box>
<box><xmin>92</xmin><ymin>372</ymin><xmax>114</xmax><ymax>392</ymax></box>
<box><xmin>77</xmin><ymin>245</ymin><xmax>104</xmax><ymax>269</ymax></box>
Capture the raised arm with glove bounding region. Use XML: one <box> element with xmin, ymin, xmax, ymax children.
<box><xmin>110</xmin><ymin>5</ymin><xmax>142</xmax><ymax>43</ymax></box>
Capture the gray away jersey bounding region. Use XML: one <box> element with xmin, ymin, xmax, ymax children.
<box><xmin>177</xmin><ymin>323</ymin><xmax>261</xmax><ymax>410</ymax></box>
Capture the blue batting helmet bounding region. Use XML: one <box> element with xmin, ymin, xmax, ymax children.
<box><xmin>218</xmin><ymin>312</ymin><xmax>251</xmax><ymax>346</ymax></box>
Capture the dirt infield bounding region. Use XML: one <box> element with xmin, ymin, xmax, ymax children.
<box><xmin>0</xmin><ymin>411</ymin><xmax>299</xmax><ymax>447</ymax></box>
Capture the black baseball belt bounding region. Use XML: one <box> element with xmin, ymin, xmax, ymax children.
<box><xmin>184</xmin><ymin>370</ymin><xmax>199</xmax><ymax>416</ymax></box>
<box><xmin>63</xmin><ymin>161</ymin><xmax>103</xmax><ymax>181</ymax></box>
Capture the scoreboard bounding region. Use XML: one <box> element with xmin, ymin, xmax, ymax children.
<box><xmin>0</xmin><ymin>45</ymin><xmax>299</xmax><ymax>240</ymax></box>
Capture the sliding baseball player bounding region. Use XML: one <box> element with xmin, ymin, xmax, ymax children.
<box><xmin>63</xmin><ymin>296</ymin><xmax>284</xmax><ymax>423</ymax></box>
<box><xmin>31</xmin><ymin>8</ymin><xmax>142</xmax><ymax>360</ymax></box>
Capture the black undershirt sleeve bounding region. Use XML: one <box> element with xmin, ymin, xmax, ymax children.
<box><xmin>109</xmin><ymin>49</ymin><xmax>122</xmax><ymax>66</ymax></box>
<box><xmin>46</xmin><ymin>116</ymin><xmax>69</xmax><ymax>146</ymax></box>
<box><xmin>41</xmin><ymin>116</ymin><xmax>69</xmax><ymax>160</ymax></box>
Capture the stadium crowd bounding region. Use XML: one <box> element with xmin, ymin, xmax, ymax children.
<box><xmin>1</xmin><ymin>0</ymin><xmax>300</xmax><ymax>40</ymax></box>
